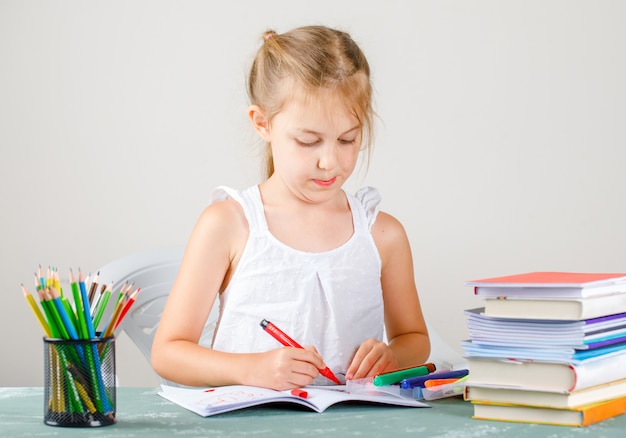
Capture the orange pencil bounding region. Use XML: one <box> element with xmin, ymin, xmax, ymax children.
<box><xmin>101</xmin><ymin>294</ymin><xmax>125</xmax><ymax>338</ymax></box>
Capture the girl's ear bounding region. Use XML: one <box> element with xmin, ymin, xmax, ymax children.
<box><xmin>248</xmin><ymin>105</ymin><xmax>271</xmax><ymax>142</ymax></box>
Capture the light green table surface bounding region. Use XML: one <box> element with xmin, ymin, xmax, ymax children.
<box><xmin>1</xmin><ymin>387</ymin><xmax>625</xmax><ymax>437</ymax></box>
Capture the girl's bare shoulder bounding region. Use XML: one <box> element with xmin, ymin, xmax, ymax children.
<box><xmin>371</xmin><ymin>211</ymin><xmax>408</xmax><ymax>245</ymax></box>
<box><xmin>195</xmin><ymin>197</ymin><xmax>249</xmax><ymax>239</ymax></box>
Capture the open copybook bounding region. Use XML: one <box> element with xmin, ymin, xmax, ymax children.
<box><xmin>158</xmin><ymin>384</ymin><xmax>429</xmax><ymax>417</ymax></box>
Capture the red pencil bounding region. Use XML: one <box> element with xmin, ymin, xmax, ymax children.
<box><xmin>114</xmin><ymin>288</ymin><xmax>140</xmax><ymax>330</ymax></box>
<box><xmin>260</xmin><ymin>319</ymin><xmax>341</xmax><ymax>384</ymax></box>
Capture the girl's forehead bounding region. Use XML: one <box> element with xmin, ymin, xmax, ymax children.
<box><xmin>279</xmin><ymin>99</ymin><xmax>360</xmax><ymax>133</ymax></box>
<box><xmin>278</xmin><ymin>85</ymin><xmax>360</xmax><ymax>123</ymax></box>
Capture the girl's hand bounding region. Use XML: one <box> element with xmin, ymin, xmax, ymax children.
<box><xmin>345</xmin><ymin>338</ymin><xmax>398</xmax><ymax>381</ymax></box>
<box><xmin>248</xmin><ymin>346</ymin><xmax>325</xmax><ymax>391</ymax></box>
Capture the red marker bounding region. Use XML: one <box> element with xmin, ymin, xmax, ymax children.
<box><xmin>260</xmin><ymin>319</ymin><xmax>341</xmax><ymax>384</ymax></box>
<box><xmin>291</xmin><ymin>388</ymin><xmax>308</xmax><ymax>399</ymax></box>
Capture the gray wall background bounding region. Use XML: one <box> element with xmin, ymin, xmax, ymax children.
<box><xmin>2</xmin><ymin>0</ymin><xmax>625</xmax><ymax>386</ymax></box>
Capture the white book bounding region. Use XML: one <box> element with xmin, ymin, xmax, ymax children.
<box><xmin>465</xmin><ymin>378</ymin><xmax>626</xmax><ymax>409</ymax></box>
<box><xmin>483</xmin><ymin>293</ymin><xmax>626</xmax><ymax>320</ymax></box>
<box><xmin>464</xmin><ymin>308</ymin><xmax>626</xmax><ymax>349</ymax></box>
<box><xmin>465</xmin><ymin>352</ymin><xmax>626</xmax><ymax>392</ymax></box>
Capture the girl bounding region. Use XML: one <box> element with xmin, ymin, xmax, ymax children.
<box><xmin>151</xmin><ymin>25</ymin><xmax>430</xmax><ymax>390</ymax></box>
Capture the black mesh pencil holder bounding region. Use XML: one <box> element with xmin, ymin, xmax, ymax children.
<box><xmin>43</xmin><ymin>337</ymin><xmax>116</xmax><ymax>427</ymax></box>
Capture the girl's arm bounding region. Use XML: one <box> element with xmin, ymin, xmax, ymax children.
<box><xmin>150</xmin><ymin>200</ymin><xmax>324</xmax><ymax>389</ymax></box>
<box><xmin>346</xmin><ymin>211</ymin><xmax>430</xmax><ymax>380</ymax></box>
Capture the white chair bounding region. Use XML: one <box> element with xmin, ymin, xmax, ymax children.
<box><xmin>98</xmin><ymin>246</ymin><xmax>466</xmax><ymax>385</ymax></box>
<box><xmin>96</xmin><ymin>246</ymin><xmax>220</xmax><ymax>385</ymax></box>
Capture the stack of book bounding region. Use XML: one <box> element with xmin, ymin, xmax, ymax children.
<box><xmin>461</xmin><ymin>271</ymin><xmax>626</xmax><ymax>426</ymax></box>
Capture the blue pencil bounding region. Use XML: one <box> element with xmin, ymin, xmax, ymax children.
<box><xmin>50</xmin><ymin>288</ymin><xmax>79</xmax><ymax>340</ymax></box>
<box><xmin>79</xmin><ymin>271</ymin><xmax>112</xmax><ymax>413</ymax></box>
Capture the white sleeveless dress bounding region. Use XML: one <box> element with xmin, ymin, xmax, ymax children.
<box><xmin>209</xmin><ymin>185</ymin><xmax>384</xmax><ymax>383</ymax></box>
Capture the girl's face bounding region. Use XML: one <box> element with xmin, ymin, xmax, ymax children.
<box><xmin>261</xmin><ymin>88</ymin><xmax>362</xmax><ymax>204</ymax></box>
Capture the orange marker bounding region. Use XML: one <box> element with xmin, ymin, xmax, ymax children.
<box><xmin>424</xmin><ymin>378</ymin><xmax>461</xmax><ymax>388</ymax></box>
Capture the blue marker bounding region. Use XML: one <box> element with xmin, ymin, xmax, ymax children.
<box><xmin>400</xmin><ymin>369</ymin><xmax>469</xmax><ymax>389</ymax></box>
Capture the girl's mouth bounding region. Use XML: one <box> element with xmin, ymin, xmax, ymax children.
<box><xmin>313</xmin><ymin>177</ymin><xmax>337</xmax><ymax>187</ymax></box>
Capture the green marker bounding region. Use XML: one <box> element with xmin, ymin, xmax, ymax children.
<box><xmin>373</xmin><ymin>364</ymin><xmax>434</xmax><ymax>386</ymax></box>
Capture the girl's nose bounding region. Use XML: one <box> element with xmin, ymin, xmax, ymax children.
<box><xmin>317</xmin><ymin>143</ymin><xmax>338</xmax><ymax>170</ymax></box>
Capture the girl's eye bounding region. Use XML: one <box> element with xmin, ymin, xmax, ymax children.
<box><xmin>339</xmin><ymin>138</ymin><xmax>357</xmax><ymax>145</ymax></box>
<box><xmin>296</xmin><ymin>139</ymin><xmax>320</xmax><ymax>147</ymax></box>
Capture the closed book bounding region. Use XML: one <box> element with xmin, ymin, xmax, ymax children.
<box><xmin>465</xmin><ymin>378</ymin><xmax>626</xmax><ymax>409</ymax></box>
<box><xmin>483</xmin><ymin>293</ymin><xmax>626</xmax><ymax>320</ymax></box>
<box><xmin>464</xmin><ymin>308</ymin><xmax>626</xmax><ymax>351</ymax></box>
<box><xmin>471</xmin><ymin>394</ymin><xmax>626</xmax><ymax>426</ymax></box>
<box><xmin>465</xmin><ymin>352</ymin><xmax>626</xmax><ymax>392</ymax></box>
<box><xmin>466</xmin><ymin>272</ymin><xmax>626</xmax><ymax>298</ymax></box>
<box><xmin>462</xmin><ymin>338</ymin><xmax>626</xmax><ymax>363</ymax></box>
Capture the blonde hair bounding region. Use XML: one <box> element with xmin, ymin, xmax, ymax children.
<box><xmin>247</xmin><ymin>25</ymin><xmax>374</xmax><ymax>179</ymax></box>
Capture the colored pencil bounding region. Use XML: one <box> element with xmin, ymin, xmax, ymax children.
<box><xmin>42</xmin><ymin>287</ymin><xmax>70</xmax><ymax>340</ymax></box>
<box><xmin>49</xmin><ymin>286</ymin><xmax>80</xmax><ymax>340</ymax></box>
<box><xmin>21</xmin><ymin>284</ymin><xmax>52</xmax><ymax>337</ymax></box>
<box><xmin>92</xmin><ymin>283</ymin><xmax>112</xmax><ymax>330</ymax></box>
<box><xmin>37</xmin><ymin>265</ymin><xmax>46</xmax><ymax>290</ymax></box>
<box><xmin>114</xmin><ymin>287</ymin><xmax>140</xmax><ymax>330</ymax></box>
<box><xmin>37</xmin><ymin>289</ymin><xmax>62</xmax><ymax>339</ymax></box>
<box><xmin>88</xmin><ymin>271</ymin><xmax>100</xmax><ymax>304</ymax></box>
<box><xmin>101</xmin><ymin>295</ymin><xmax>125</xmax><ymax>339</ymax></box>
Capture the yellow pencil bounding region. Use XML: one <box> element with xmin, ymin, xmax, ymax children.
<box><xmin>74</xmin><ymin>380</ymin><xmax>97</xmax><ymax>413</ymax></box>
<box><xmin>22</xmin><ymin>284</ymin><xmax>52</xmax><ymax>337</ymax></box>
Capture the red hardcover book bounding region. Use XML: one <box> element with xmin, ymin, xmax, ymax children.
<box><xmin>466</xmin><ymin>272</ymin><xmax>626</xmax><ymax>298</ymax></box>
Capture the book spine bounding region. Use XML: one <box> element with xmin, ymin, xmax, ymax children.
<box><xmin>582</xmin><ymin>396</ymin><xmax>626</xmax><ymax>426</ymax></box>
<box><xmin>573</xmin><ymin>353</ymin><xmax>626</xmax><ymax>391</ymax></box>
